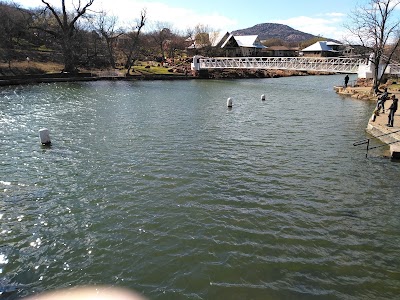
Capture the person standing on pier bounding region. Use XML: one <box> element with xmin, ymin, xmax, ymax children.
<box><xmin>344</xmin><ymin>74</ymin><xmax>349</xmax><ymax>88</ymax></box>
<box><xmin>377</xmin><ymin>88</ymin><xmax>389</xmax><ymax>113</ymax></box>
<box><xmin>387</xmin><ymin>95</ymin><xmax>398</xmax><ymax>127</ymax></box>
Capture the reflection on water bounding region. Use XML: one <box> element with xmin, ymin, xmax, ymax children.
<box><xmin>1</xmin><ymin>75</ymin><xmax>400</xmax><ymax>299</ymax></box>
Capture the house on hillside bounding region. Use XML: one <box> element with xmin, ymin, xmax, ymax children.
<box><xmin>342</xmin><ymin>44</ymin><xmax>371</xmax><ymax>58</ymax></box>
<box><xmin>186</xmin><ymin>32</ymin><xmax>267</xmax><ymax>57</ymax></box>
<box><xmin>186</xmin><ymin>32</ymin><xmax>210</xmax><ymax>54</ymax></box>
<box><xmin>220</xmin><ymin>34</ymin><xmax>267</xmax><ymax>57</ymax></box>
<box><xmin>210</xmin><ymin>31</ymin><xmax>230</xmax><ymax>48</ymax></box>
<box><xmin>186</xmin><ymin>31</ymin><xmax>229</xmax><ymax>51</ymax></box>
<box><xmin>265</xmin><ymin>46</ymin><xmax>299</xmax><ymax>57</ymax></box>
<box><xmin>300</xmin><ymin>41</ymin><xmax>343</xmax><ymax>57</ymax></box>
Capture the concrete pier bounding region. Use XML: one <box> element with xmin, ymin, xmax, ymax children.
<box><xmin>366</xmin><ymin>97</ymin><xmax>400</xmax><ymax>158</ymax></box>
<box><xmin>390</xmin><ymin>144</ymin><xmax>400</xmax><ymax>159</ymax></box>
<box><xmin>335</xmin><ymin>85</ymin><xmax>400</xmax><ymax>158</ymax></box>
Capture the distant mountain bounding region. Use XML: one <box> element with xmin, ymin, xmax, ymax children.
<box><xmin>232</xmin><ymin>23</ymin><xmax>318</xmax><ymax>44</ymax></box>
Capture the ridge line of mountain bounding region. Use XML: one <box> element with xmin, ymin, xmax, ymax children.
<box><xmin>231</xmin><ymin>23</ymin><xmax>333</xmax><ymax>44</ymax></box>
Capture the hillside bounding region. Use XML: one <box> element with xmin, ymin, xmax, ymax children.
<box><xmin>232</xmin><ymin>23</ymin><xmax>317</xmax><ymax>43</ymax></box>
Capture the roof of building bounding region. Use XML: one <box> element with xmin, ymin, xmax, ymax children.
<box><xmin>326</xmin><ymin>41</ymin><xmax>342</xmax><ymax>46</ymax></box>
<box><xmin>301</xmin><ymin>41</ymin><xmax>342</xmax><ymax>52</ymax></box>
<box><xmin>235</xmin><ymin>35</ymin><xmax>266</xmax><ymax>48</ymax></box>
<box><xmin>210</xmin><ymin>31</ymin><xmax>230</xmax><ymax>47</ymax></box>
<box><xmin>302</xmin><ymin>41</ymin><xmax>331</xmax><ymax>52</ymax></box>
<box><xmin>187</xmin><ymin>31</ymin><xmax>268</xmax><ymax>50</ymax></box>
<box><xmin>221</xmin><ymin>34</ymin><xmax>266</xmax><ymax>49</ymax></box>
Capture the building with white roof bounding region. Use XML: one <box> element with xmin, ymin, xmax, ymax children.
<box><xmin>301</xmin><ymin>41</ymin><xmax>343</xmax><ymax>57</ymax></box>
<box><xmin>220</xmin><ymin>34</ymin><xmax>267</xmax><ymax>57</ymax></box>
<box><xmin>210</xmin><ymin>31</ymin><xmax>230</xmax><ymax>47</ymax></box>
<box><xmin>186</xmin><ymin>32</ymin><xmax>268</xmax><ymax>57</ymax></box>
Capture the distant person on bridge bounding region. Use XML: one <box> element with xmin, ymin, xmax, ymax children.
<box><xmin>344</xmin><ymin>75</ymin><xmax>349</xmax><ymax>88</ymax></box>
<box><xmin>387</xmin><ymin>95</ymin><xmax>398</xmax><ymax>127</ymax></box>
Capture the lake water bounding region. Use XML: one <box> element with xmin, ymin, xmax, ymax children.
<box><xmin>1</xmin><ymin>75</ymin><xmax>400</xmax><ymax>299</ymax></box>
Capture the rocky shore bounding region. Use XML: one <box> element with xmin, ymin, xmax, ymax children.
<box><xmin>334</xmin><ymin>78</ymin><xmax>400</xmax><ymax>101</ymax></box>
<box><xmin>0</xmin><ymin>71</ymin><xmax>194</xmax><ymax>86</ymax></box>
<box><xmin>334</xmin><ymin>86</ymin><xmax>373</xmax><ymax>100</ymax></box>
<box><xmin>334</xmin><ymin>79</ymin><xmax>400</xmax><ymax>158</ymax></box>
<box><xmin>198</xmin><ymin>68</ymin><xmax>334</xmax><ymax>79</ymax></box>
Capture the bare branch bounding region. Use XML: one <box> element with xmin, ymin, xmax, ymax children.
<box><xmin>346</xmin><ymin>0</ymin><xmax>400</xmax><ymax>89</ymax></box>
<box><xmin>41</xmin><ymin>0</ymin><xmax>63</xmax><ymax>28</ymax></box>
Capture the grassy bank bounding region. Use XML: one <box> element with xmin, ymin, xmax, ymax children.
<box><xmin>0</xmin><ymin>60</ymin><xmax>189</xmax><ymax>78</ymax></box>
<box><xmin>0</xmin><ymin>61</ymin><xmax>64</xmax><ymax>77</ymax></box>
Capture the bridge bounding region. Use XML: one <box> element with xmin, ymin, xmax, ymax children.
<box><xmin>191</xmin><ymin>56</ymin><xmax>400</xmax><ymax>78</ymax></box>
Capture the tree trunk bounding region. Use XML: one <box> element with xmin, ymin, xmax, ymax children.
<box><xmin>62</xmin><ymin>36</ymin><xmax>76</xmax><ymax>73</ymax></box>
<box><xmin>125</xmin><ymin>56</ymin><xmax>136</xmax><ymax>75</ymax></box>
<box><xmin>106</xmin><ymin>38</ymin><xmax>116</xmax><ymax>68</ymax></box>
<box><xmin>160</xmin><ymin>42</ymin><xmax>165</xmax><ymax>61</ymax></box>
<box><xmin>123</xmin><ymin>10</ymin><xmax>146</xmax><ymax>76</ymax></box>
<box><xmin>372</xmin><ymin>51</ymin><xmax>383</xmax><ymax>93</ymax></box>
<box><xmin>373</xmin><ymin>61</ymin><xmax>379</xmax><ymax>92</ymax></box>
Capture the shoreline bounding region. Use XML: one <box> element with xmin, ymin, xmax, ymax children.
<box><xmin>0</xmin><ymin>73</ymin><xmax>194</xmax><ymax>86</ymax></box>
<box><xmin>0</xmin><ymin>69</ymin><xmax>334</xmax><ymax>87</ymax></box>
<box><xmin>334</xmin><ymin>85</ymin><xmax>400</xmax><ymax>158</ymax></box>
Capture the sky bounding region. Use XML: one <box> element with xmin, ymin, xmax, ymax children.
<box><xmin>8</xmin><ymin>0</ymin><xmax>374</xmax><ymax>41</ymax></box>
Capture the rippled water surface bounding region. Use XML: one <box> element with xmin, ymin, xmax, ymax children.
<box><xmin>1</xmin><ymin>75</ymin><xmax>400</xmax><ymax>299</ymax></box>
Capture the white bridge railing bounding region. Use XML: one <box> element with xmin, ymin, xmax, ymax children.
<box><xmin>193</xmin><ymin>56</ymin><xmax>367</xmax><ymax>74</ymax></box>
<box><xmin>387</xmin><ymin>63</ymin><xmax>400</xmax><ymax>75</ymax></box>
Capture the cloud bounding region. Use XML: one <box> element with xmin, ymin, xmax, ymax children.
<box><xmin>92</xmin><ymin>0</ymin><xmax>237</xmax><ymax>32</ymax></box>
<box><xmin>323</xmin><ymin>12</ymin><xmax>346</xmax><ymax>17</ymax></box>
<box><xmin>11</xmin><ymin>0</ymin><xmax>237</xmax><ymax>32</ymax></box>
<box><xmin>274</xmin><ymin>13</ymin><xmax>347</xmax><ymax>41</ymax></box>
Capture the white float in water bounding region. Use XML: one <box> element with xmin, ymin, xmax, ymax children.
<box><xmin>261</xmin><ymin>94</ymin><xmax>265</xmax><ymax>101</ymax></box>
<box><xmin>39</xmin><ymin>128</ymin><xmax>51</xmax><ymax>145</ymax></box>
<box><xmin>227</xmin><ymin>97</ymin><xmax>232</xmax><ymax>107</ymax></box>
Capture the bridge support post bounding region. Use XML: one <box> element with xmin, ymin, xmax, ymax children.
<box><xmin>191</xmin><ymin>55</ymin><xmax>201</xmax><ymax>71</ymax></box>
<box><xmin>390</xmin><ymin>144</ymin><xmax>400</xmax><ymax>159</ymax></box>
<box><xmin>198</xmin><ymin>69</ymin><xmax>209</xmax><ymax>78</ymax></box>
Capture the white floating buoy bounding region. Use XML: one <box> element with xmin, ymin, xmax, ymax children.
<box><xmin>261</xmin><ymin>94</ymin><xmax>265</xmax><ymax>101</ymax></box>
<box><xmin>39</xmin><ymin>128</ymin><xmax>51</xmax><ymax>145</ymax></box>
<box><xmin>227</xmin><ymin>97</ymin><xmax>232</xmax><ymax>108</ymax></box>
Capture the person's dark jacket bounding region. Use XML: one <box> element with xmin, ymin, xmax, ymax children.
<box><xmin>389</xmin><ymin>100</ymin><xmax>398</xmax><ymax>112</ymax></box>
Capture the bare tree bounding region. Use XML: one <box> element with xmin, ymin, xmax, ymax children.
<box><xmin>346</xmin><ymin>0</ymin><xmax>400</xmax><ymax>90</ymax></box>
<box><xmin>121</xmin><ymin>9</ymin><xmax>146</xmax><ymax>75</ymax></box>
<box><xmin>0</xmin><ymin>2</ymin><xmax>27</xmax><ymax>68</ymax></box>
<box><xmin>185</xmin><ymin>26</ymin><xmax>195</xmax><ymax>44</ymax></box>
<box><xmin>194</xmin><ymin>24</ymin><xmax>212</xmax><ymax>47</ymax></box>
<box><xmin>149</xmin><ymin>22</ymin><xmax>173</xmax><ymax>61</ymax></box>
<box><xmin>186</xmin><ymin>24</ymin><xmax>219</xmax><ymax>56</ymax></box>
<box><xmin>92</xmin><ymin>11</ymin><xmax>122</xmax><ymax>68</ymax></box>
<box><xmin>166</xmin><ymin>31</ymin><xmax>186</xmax><ymax>60</ymax></box>
<box><xmin>36</xmin><ymin>0</ymin><xmax>95</xmax><ymax>73</ymax></box>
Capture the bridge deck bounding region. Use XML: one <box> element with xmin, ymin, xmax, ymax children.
<box><xmin>197</xmin><ymin>57</ymin><xmax>366</xmax><ymax>74</ymax></box>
